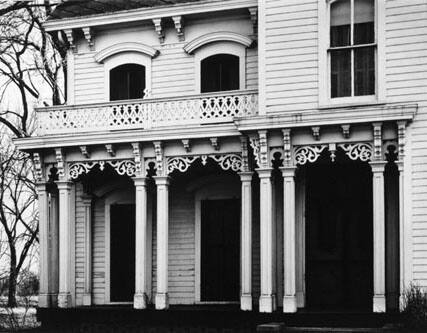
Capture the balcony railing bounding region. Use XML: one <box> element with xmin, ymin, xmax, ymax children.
<box><xmin>36</xmin><ymin>90</ymin><xmax>258</xmax><ymax>136</ymax></box>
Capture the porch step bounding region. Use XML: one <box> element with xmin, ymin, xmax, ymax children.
<box><xmin>257</xmin><ymin>323</ymin><xmax>399</xmax><ymax>333</ymax></box>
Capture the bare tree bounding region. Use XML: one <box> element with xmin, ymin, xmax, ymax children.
<box><xmin>0</xmin><ymin>1</ymin><xmax>66</xmax><ymax>307</ymax></box>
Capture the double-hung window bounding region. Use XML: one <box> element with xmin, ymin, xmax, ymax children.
<box><xmin>326</xmin><ymin>0</ymin><xmax>377</xmax><ymax>101</ymax></box>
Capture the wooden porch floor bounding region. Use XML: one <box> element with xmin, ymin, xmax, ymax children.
<box><xmin>37</xmin><ymin>305</ymin><xmax>401</xmax><ymax>331</ymax></box>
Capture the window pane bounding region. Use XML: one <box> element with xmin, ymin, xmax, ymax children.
<box><xmin>201</xmin><ymin>54</ymin><xmax>239</xmax><ymax>93</ymax></box>
<box><xmin>354</xmin><ymin>46</ymin><xmax>375</xmax><ymax>96</ymax></box>
<box><xmin>354</xmin><ymin>0</ymin><xmax>375</xmax><ymax>44</ymax></box>
<box><xmin>330</xmin><ymin>0</ymin><xmax>351</xmax><ymax>47</ymax></box>
<box><xmin>110</xmin><ymin>64</ymin><xmax>145</xmax><ymax>101</ymax></box>
<box><xmin>331</xmin><ymin>49</ymin><xmax>351</xmax><ymax>98</ymax></box>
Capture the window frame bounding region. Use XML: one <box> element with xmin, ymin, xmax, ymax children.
<box><xmin>318</xmin><ymin>0</ymin><xmax>385</xmax><ymax>108</ymax></box>
<box><xmin>194</xmin><ymin>42</ymin><xmax>246</xmax><ymax>94</ymax></box>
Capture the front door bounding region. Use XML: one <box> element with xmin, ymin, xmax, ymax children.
<box><xmin>110</xmin><ymin>204</ymin><xmax>135</xmax><ymax>302</ymax></box>
<box><xmin>201</xmin><ymin>199</ymin><xmax>240</xmax><ymax>302</ymax></box>
<box><xmin>306</xmin><ymin>161</ymin><xmax>373</xmax><ymax>310</ymax></box>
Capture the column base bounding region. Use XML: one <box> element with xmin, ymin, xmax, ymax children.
<box><xmin>155</xmin><ymin>292</ymin><xmax>169</xmax><ymax>310</ymax></box>
<box><xmin>399</xmin><ymin>294</ymin><xmax>406</xmax><ymax>311</ymax></box>
<box><xmin>82</xmin><ymin>293</ymin><xmax>92</xmax><ymax>306</ymax></box>
<box><xmin>296</xmin><ymin>291</ymin><xmax>305</xmax><ymax>308</ymax></box>
<box><xmin>38</xmin><ymin>293</ymin><xmax>51</xmax><ymax>308</ymax></box>
<box><xmin>373</xmin><ymin>295</ymin><xmax>386</xmax><ymax>313</ymax></box>
<box><xmin>283</xmin><ymin>295</ymin><xmax>297</xmax><ymax>313</ymax></box>
<box><xmin>240</xmin><ymin>294</ymin><xmax>252</xmax><ymax>311</ymax></box>
<box><xmin>134</xmin><ymin>292</ymin><xmax>148</xmax><ymax>309</ymax></box>
<box><xmin>259</xmin><ymin>294</ymin><xmax>276</xmax><ymax>313</ymax></box>
<box><xmin>58</xmin><ymin>292</ymin><xmax>71</xmax><ymax>308</ymax></box>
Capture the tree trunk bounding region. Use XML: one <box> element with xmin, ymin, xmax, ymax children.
<box><xmin>7</xmin><ymin>248</ymin><xmax>18</xmax><ymax>308</ymax></box>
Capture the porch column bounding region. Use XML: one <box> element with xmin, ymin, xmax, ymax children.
<box><xmin>56</xmin><ymin>180</ymin><xmax>73</xmax><ymax>308</ymax></box>
<box><xmin>82</xmin><ymin>195</ymin><xmax>92</xmax><ymax>306</ymax></box>
<box><xmin>257</xmin><ymin>168</ymin><xmax>276</xmax><ymax>313</ymax></box>
<box><xmin>49</xmin><ymin>189</ymin><xmax>59</xmax><ymax>307</ymax></box>
<box><xmin>37</xmin><ymin>182</ymin><xmax>51</xmax><ymax>308</ymax></box>
<box><xmin>239</xmin><ymin>171</ymin><xmax>253</xmax><ymax>311</ymax></box>
<box><xmin>370</xmin><ymin>161</ymin><xmax>387</xmax><ymax>313</ymax></box>
<box><xmin>134</xmin><ymin>177</ymin><xmax>149</xmax><ymax>309</ymax></box>
<box><xmin>281</xmin><ymin>166</ymin><xmax>297</xmax><ymax>313</ymax></box>
<box><xmin>154</xmin><ymin>176</ymin><xmax>170</xmax><ymax>310</ymax></box>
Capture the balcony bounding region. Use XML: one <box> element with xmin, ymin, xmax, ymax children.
<box><xmin>36</xmin><ymin>90</ymin><xmax>258</xmax><ymax>136</ymax></box>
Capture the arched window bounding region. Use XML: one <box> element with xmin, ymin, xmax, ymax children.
<box><xmin>109</xmin><ymin>64</ymin><xmax>146</xmax><ymax>101</ymax></box>
<box><xmin>201</xmin><ymin>54</ymin><xmax>239</xmax><ymax>93</ymax></box>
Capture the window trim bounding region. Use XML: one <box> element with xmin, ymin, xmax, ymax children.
<box><xmin>103</xmin><ymin>52</ymin><xmax>152</xmax><ymax>102</ymax></box>
<box><xmin>318</xmin><ymin>0</ymin><xmax>385</xmax><ymax>107</ymax></box>
<box><xmin>194</xmin><ymin>41</ymin><xmax>247</xmax><ymax>94</ymax></box>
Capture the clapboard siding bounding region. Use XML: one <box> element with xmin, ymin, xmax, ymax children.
<box><xmin>71</xmin><ymin>16</ymin><xmax>256</xmax><ymax>105</ymax></box>
<box><xmin>385</xmin><ymin>0</ymin><xmax>427</xmax><ymax>287</ymax></box>
<box><xmin>264</xmin><ymin>0</ymin><xmax>319</xmax><ymax>112</ymax></box>
<box><xmin>92</xmin><ymin>197</ymin><xmax>105</xmax><ymax>304</ymax></box>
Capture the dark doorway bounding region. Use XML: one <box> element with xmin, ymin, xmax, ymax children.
<box><xmin>201</xmin><ymin>199</ymin><xmax>240</xmax><ymax>302</ymax></box>
<box><xmin>110</xmin><ymin>64</ymin><xmax>146</xmax><ymax>101</ymax></box>
<box><xmin>201</xmin><ymin>54</ymin><xmax>239</xmax><ymax>93</ymax></box>
<box><xmin>110</xmin><ymin>204</ymin><xmax>135</xmax><ymax>302</ymax></box>
<box><xmin>305</xmin><ymin>160</ymin><xmax>373</xmax><ymax>310</ymax></box>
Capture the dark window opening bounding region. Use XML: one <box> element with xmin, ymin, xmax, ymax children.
<box><xmin>201</xmin><ymin>54</ymin><xmax>239</xmax><ymax>93</ymax></box>
<box><xmin>110</xmin><ymin>64</ymin><xmax>146</xmax><ymax>101</ymax></box>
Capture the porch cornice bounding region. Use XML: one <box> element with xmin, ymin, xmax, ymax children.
<box><xmin>235</xmin><ymin>103</ymin><xmax>418</xmax><ymax>132</ymax></box>
<box><xmin>44</xmin><ymin>0</ymin><xmax>257</xmax><ymax>32</ymax></box>
<box><xmin>13</xmin><ymin>123</ymin><xmax>240</xmax><ymax>152</ymax></box>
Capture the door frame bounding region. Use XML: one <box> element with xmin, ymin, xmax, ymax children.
<box><xmin>194</xmin><ymin>183</ymin><xmax>240</xmax><ymax>303</ymax></box>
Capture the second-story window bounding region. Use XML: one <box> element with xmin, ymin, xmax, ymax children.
<box><xmin>330</xmin><ymin>0</ymin><xmax>375</xmax><ymax>98</ymax></box>
<box><xmin>201</xmin><ymin>54</ymin><xmax>239</xmax><ymax>93</ymax></box>
<box><xmin>110</xmin><ymin>64</ymin><xmax>146</xmax><ymax>101</ymax></box>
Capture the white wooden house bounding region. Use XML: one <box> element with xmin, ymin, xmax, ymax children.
<box><xmin>14</xmin><ymin>0</ymin><xmax>427</xmax><ymax>322</ymax></box>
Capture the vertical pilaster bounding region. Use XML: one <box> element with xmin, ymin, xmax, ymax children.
<box><xmin>257</xmin><ymin>168</ymin><xmax>276</xmax><ymax>312</ymax></box>
<box><xmin>281</xmin><ymin>166</ymin><xmax>297</xmax><ymax>313</ymax></box>
<box><xmin>56</xmin><ymin>180</ymin><xmax>73</xmax><ymax>308</ymax></box>
<box><xmin>154</xmin><ymin>176</ymin><xmax>170</xmax><ymax>310</ymax></box>
<box><xmin>49</xmin><ymin>189</ymin><xmax>59</xmax><ymax>307</ymax></box>
<box><xmin>239</xmin><ymin>171</ymin><xmax>253</xmax><ymax>311</ymax></box>
<box><xmin>37</xmin><ymin>182</ymin><xmax>51</xmax><ymax>308</ymax></box>
<box><xmin>370</xmin><ymin>161</ymin><xmax>387</xmax><ymax>313</ymax></box>
<box><xmin>82</xmin><ymin>195</ymin><xmax>92</xmax><ymax>306</ymax></box>
<box><xmin>134</xmin><ymin>177</ymin><xmax>149</xmax><ymax>309</ymax></box>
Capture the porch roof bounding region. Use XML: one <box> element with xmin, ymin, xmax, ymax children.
<box><xmin>49</xmin><ymin>0</ymin><xmax>215</xmax><ymax>20</ymax></box>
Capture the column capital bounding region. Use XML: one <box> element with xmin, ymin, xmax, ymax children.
<box><xmin>280</xmin><ymin>166</ymin><xmax>297</xmax><ymax>178</ymax></box>
<box><xmin>153</xmin><ymin>175</ymin><xmax>170</xmax><ymax>186</ymax></box>
<box><xmin>369</xmin><ymin>160</ymin><xmax>387</xmax><ymax>173</ymax></box>
<box><xmin>133</xmin><ymin>176</ymin><xmax>148</xmax><ymax>187</ymax></box>
<box><xmin>256</xmin><ymin>168</ymin><xmax>273</xmax><ymax>178</ymax></box>
<box><xmin>55</xmin><ymin>180</ymin><xmax>73</xmax><ymax>190</ymax></box>
<box><xmin>238</xmin><ymin>171</ymin><xmax>254</xmax><ymax>182</ymax></box>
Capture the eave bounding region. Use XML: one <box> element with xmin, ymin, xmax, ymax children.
<box><xmin>44</xmin><ymin>0</ymin><xmax>257</xmax><ymax>32</ymax></box>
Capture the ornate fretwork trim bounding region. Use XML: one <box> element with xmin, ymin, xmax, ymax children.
<box><xmin>167</xmin><ymin>156</ymin><xmax>198</xmax><ymax>174</ymax></box>
<box><xmin>294</xmin><ymin>145</ymin><xmax>327</xmax><ymax>165</ymax></box>
<box><xmin>249</xmin><ymin>135</ymin><xmax>260</xmax><ymax>168</ymax></box>
<box><xmin>338</xmin><ymin>143</ymin><xmax>373</xmax><ymax>162</ymax></box>
<box><xmin>68</xmin><ymin>160</ymin><xmax>136</xmax><ymax>179</ymax></box>
<box><xmin>80</xmin><ymin>146</ymin><xmax>90</xmax><ymax>159</ymax></box>
<box><xmin>166</xmin><ymin>154</ymin><xmax>243</xmax><ymax>174</ymax></box>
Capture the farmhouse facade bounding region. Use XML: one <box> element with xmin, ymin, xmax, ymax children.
<box><xmin>15</xmin><ymin>0</ymin><xmax>426</xmax><ymax>317</ymax></box>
